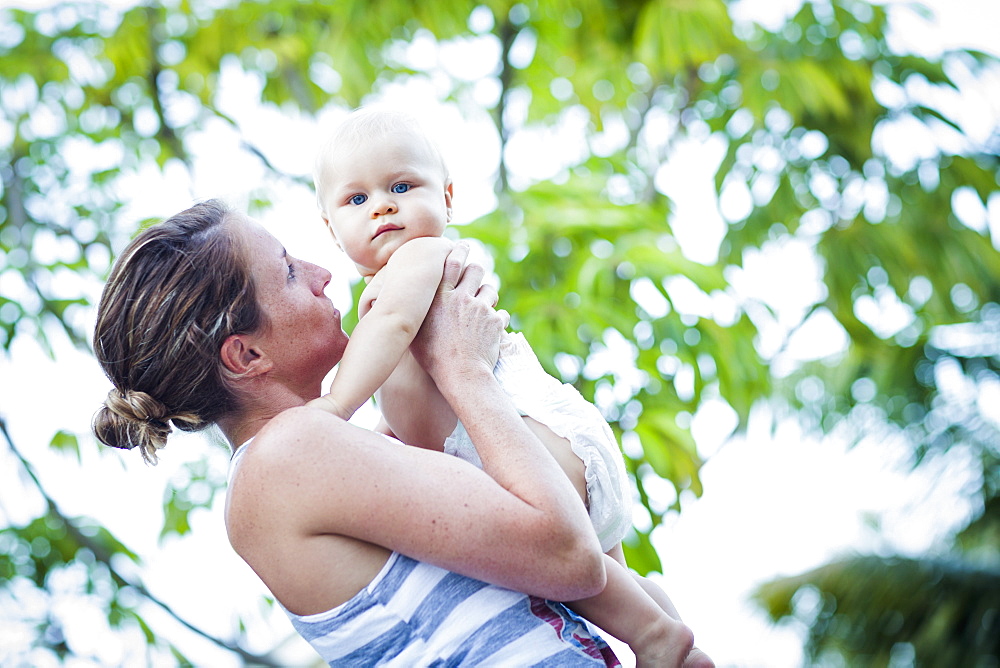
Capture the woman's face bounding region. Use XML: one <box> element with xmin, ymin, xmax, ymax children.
<box><xmin>232</xmin><ymin>215</ymin><xmax>348</xmax><ymax>394</ymax></box>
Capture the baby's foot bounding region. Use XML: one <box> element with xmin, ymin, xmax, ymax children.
<box><xmin>632</xmin><ymin>618</ymin><xmax>694</xmax><ymax>668</ymax></box>
<box><xmin>682</xmin><ymin>647</ymin><xmax>715</xmax><ymax>668</ymax></box>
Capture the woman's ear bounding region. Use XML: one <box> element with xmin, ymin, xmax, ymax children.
<box><xmin>221</xmin><ymin>334</ymin><xmax>272</xmax><ymax>377</ymax></box>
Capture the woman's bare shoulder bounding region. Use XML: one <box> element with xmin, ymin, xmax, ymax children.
<box><xmin>227</xmin><ymin>407</ymin><xmax>379</xmax><ymax>530</ymax></box>
<box><xmin>246</xmin><ymin>406</ymin><xmax>363</xmax><ymax>466</ymax></box>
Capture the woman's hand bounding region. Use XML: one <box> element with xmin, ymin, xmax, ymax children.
<box><xmin>410</xmin><ymin>242</ymin><xmax>508</xmax><ymax>388</ymax></box>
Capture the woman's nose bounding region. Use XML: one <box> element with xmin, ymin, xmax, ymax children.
<box><xmin>307</xmin><ymin>262</ymin><xmax>332</xmax><ymax>295</ymax></box>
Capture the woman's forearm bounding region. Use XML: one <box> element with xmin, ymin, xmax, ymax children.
<box><xmin>403</xmin><ymin>242</ymin><xmax>605</xmax><ymax>597</ymax></box>
<box><xmin>436</xmin><ymin>366</ymin><xmax>605</xmax><ymax>588</ymax></box>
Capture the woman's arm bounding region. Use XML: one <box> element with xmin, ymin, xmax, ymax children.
<box><xmin>259</xmin><ymin>401</ymin><xmax>603</xmax><ymax>601</ymax></box>
<box><xmin>247</xmin><ymin>246</ymin><xmax>605</xmax><ymax>601</ymax></box>
<box><xmin>309</xmin><ymin>236</ymin><xmax>454</xmax><ymax>419</ymax></box>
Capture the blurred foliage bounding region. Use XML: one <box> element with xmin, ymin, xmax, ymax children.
<box><xmin>755</xmin><ymin>554</ymin><xmax>1000</xmax><ymax>665</ymax></box>
<box><xmin>1</xmin><ymin>0</ymin><xmax>998</xmax><ymax>663</ymax></box>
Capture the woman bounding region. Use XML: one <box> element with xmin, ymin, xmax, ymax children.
<box><xmin>92</xmin><ymin>200</ymin><xmax>618</xmax><ymax>666</ymax></box>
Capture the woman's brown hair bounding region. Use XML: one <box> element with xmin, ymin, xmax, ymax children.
<box><xmin>92</xmin><ymin>199</ymin><xmax>263</xmax><ymax>463</ymax></box>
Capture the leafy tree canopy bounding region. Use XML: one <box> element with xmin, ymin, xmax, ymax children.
<box><xmin>1</xmin><ymin>0</ymin><xmax>997</xmax><ymax>663</ymax></box>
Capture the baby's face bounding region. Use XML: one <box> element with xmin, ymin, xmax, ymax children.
<box><xmin>317</xmin><ymin>130</ymin><xmax>452</xmax><ymax>278</ymax></box>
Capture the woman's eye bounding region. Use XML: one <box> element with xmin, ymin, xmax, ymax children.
<box><xmin>391</xmin><ymin>183</ymin><xmax>411</xmax><ymax>194</ymax></box>
<box><xmin>350</xmin><ymin>194</ymin><xmax>367</xmax><ymax>205</ymax></box>
<box><xmin>287</xmin><ymin>263</ymin><xmax>296</xmax><ymax>280</ymax></box>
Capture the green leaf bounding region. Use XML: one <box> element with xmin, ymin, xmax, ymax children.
<box><xmin>622</xmin><ymin>527</ymin><xmax>663</xmax><ymax>575</ymax></box>
<box><xmin>48</xmin><ymin>430</ymin><xmax>80</xmax><ymax>463</ymax></box>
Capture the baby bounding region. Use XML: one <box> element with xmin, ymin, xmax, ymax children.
<box><xmin>308</xmin><ymin>107</ymin><xmax>711</xmax><ymax>668</ymax></box>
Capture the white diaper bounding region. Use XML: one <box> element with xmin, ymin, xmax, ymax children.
<box><xmin>444</xmin><ymin>332</ymin><xmax>632</xmax><ymax>552</ymax></box>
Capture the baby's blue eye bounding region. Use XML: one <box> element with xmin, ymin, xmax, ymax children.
<box><xmin>350</xmin><ymin>194</ymin><xmax>367</xmax><ymax>205</ymax></box>
<box><xmin>391</xmin><ymin>183</ymin><xmax>411</xmax><ymax>194</ymax></box>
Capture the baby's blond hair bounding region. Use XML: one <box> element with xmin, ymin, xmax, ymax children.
<box><xmin>313</xmin><ymin>107</ymin><xmax>449</xmax><ymax>217</ymax></box>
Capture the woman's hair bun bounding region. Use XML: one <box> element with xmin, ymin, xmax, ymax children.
<box><xmin>92</xmin><ymin>200</ymin><xmax>262</xmax><ymax>460</ymax></box>
<box><xmin>93</xmin><ymin>388</ymin><xmax>189</xmax><ymax>465</ymax></box>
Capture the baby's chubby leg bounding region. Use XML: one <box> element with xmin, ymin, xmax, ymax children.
<box><xmin>570</xmin><ymin>553</ymin><xmax>694</xmax><ymax>668</ymax></box>
<box><xmin>519</xmin><ymin>417</ymin><xmax>712</xmax><ymax>666</ymax></box>
<box><xmin>520</xmin><ymin>416</ymin><xmax>589</xmax><ymax>503</ymax></box>
<box><xmin>612</xmin><ymin>545</ymin><xmax>715</xmax><ymax>668</ymax></box>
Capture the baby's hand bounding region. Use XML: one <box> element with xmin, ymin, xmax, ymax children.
<box><xmin>305</xmin><ymin>394</ymin><xmax>355</xmax><ymax>421</ymax></box>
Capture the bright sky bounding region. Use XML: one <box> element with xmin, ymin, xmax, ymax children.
<box><xmin>1</xmin><ymin>0</ymin><xmax>998</xmax><ymax>665</ymax></box>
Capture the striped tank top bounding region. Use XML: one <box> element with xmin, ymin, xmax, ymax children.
<box><xmin>284</xmin><ymin>551</ymin><xmax>619</xmax><ymax>666</ymax></box>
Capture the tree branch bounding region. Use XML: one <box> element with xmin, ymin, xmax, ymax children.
<box><xmin>494</xmin><ymin>17</ymin><xmax>516</xmax><ymax>198</ymax></box>
<box><xmin>144</xmin><ymin>5</ymin><xmax>190</xmax><ymax>168</ymax></box>
<box><xmin>239</xmin><ymin>138</ymin><xmax>312</xmax><ymax>188</ymax></box>
<box><xmin>0</xmin><ymin>415</ymin><xmax>285</xmax><ymax>667</ymax></box>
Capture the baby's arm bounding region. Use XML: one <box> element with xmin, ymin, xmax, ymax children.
<box><xmin>308</xmin><ymin>237</ymin><xmax>455</xmax><ymax>419</ymax></box>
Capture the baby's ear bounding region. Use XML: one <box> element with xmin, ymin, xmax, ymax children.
<box><xmin>444</xmin><ymin>180</ymin><xmax>454</xmax><ymax>222</ymax></box>
<box><xmin>322</xmin><ymin>215</ymin><xmax>344</xmax><ymax>251</ymax></box>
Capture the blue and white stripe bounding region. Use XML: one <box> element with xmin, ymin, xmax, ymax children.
<box><xmin>285</xmin><ymin>552</ymin><xmax>618</xmax><ymax>666</ymax></box>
